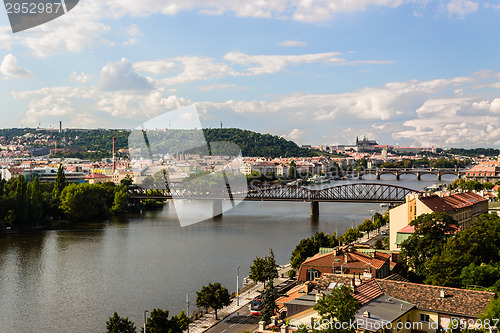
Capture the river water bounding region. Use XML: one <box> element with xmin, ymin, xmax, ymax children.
<box><xmin>0</xmin><ymin>175</ymin><xmax>456</xmax><ymax>332</ymax></box>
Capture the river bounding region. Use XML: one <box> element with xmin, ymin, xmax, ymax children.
<box><xmin>0</xmin><ymin>175</ymin><xmax>457</xmax><ymax>332</ymax></box>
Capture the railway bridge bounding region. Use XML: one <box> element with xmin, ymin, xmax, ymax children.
<box><xmin>128</xmin><ymin>182</ymin><xmax>420</xmax><ymax>217</ymax></box>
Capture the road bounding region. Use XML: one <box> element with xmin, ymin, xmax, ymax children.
<box><xmin>204</xmin><ymin>305</ymin><xmax>260</xmax><ymax>333</ymax></box>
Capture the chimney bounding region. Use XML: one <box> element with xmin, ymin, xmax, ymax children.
<box><xmin>440</xmin><ymin>290</ymin><xmax>445</xmax><ymax>298</ymax></box>
<box><xmin>59</xmin><ymin>121</ymin><xmax>62</xmax><ymax>134</ymax></box>
<box><xmin>363</xmin><ymin>311</ymin><xmax>370</xmax><ymax>318</ymax></box>
<box><xmin>344</xmin><ymin>253</ymin><xmax>348</xmax><ymax>264</ymax></box>
<box><xmin>351</xmin><ymin>278</ymin><xmax>356</xmax><ymax>292</ymax></box>
<box><xmin>112</xmin><ymin>137</ymin><xmax>116</xmax><ymax>173</ymax></box>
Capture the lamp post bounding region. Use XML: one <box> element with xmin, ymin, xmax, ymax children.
<box><xmin>144</xmin><ymin>310</ymin><xmax>148</xmax><ymax>333</ymax></box>
<box><xmin>237</xmin><ymin>266</ymin><xmax>240</xmax><ymax>306</ymax></box>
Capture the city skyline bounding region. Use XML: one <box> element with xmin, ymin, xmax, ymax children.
<box><xmin>1</xmin><ymin>1</ymin><xmax>500</xmax><ymax>148</ymax></box>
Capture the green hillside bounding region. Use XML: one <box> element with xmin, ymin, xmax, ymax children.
<box><xmin>0</xmin><ymin>128</ymin><xmax>319</xmax><ymax>159</ymax></box>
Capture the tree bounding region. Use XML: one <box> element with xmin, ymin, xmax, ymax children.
<box><xmin>400</xmin><ymin>212</ymin><xmax>457</xmax><ymax>281</ymax></box>
<box><xmin>250</xmin><ymin>249</ymin><xmax>278</xmax><ymax>287</ymax></box>
<box><xmin>52</xmin><ymin>164</ymin><xmax>66</xmax><ymax>198</ymax></box>
<box><xmin>105</xmin><ymin>312</ymin><xmax>136</xmax><ymax>333</ymax></box>
<box><xmin>460</xmin><ymin>263</ymin><xmax>500</xmax><ymax>288</ymax></box>
<box><xmin>288</xmin><ymin>160</ymin><xmax>296</xmax><ymax>179</ymax></box>
<box><xmin>290</xmin><ymin>232</ymin><xmax>338</xmax><ymax>269</ymax></box>
<box><xmin>112</xmin><ymin>185</ymin><xmax>129</xmax><ymax>214</ymax></box>
<box><xmin>426</xmin><ymin>213</ymin><xmax>500</xmax><ymax>287</ymax></box>
<box><xmin>260</xmin><ymin>279</ymin><xmax>280</xmax><ymax>324</ymax></box>
<box><xmin>339</xmin><ymin>228</ymin><xmax>363</xmax><ymax>244</ymax></box>
<box><xmin>120</xmin><ymin>174</ymin><xmax>133</xmax><ymax>186</ymax></box>
<box><xmin>59</xmin><ymin>183</ymin><xmax>110</xmax><ymax>221</ymax></box>
<box><xmin>357</xmin><ymin>219</ymin><xmax>374</xmax><ymax>238</ymax></box>
<box><xmin>196</xmin><ymin>283</ymin><xmax>230</xmax><ymax>320</ymax></box>
<box><xmin>14</xmin><ymin>175</ymin><xmax>28</xmax><ymax>228</ymax></box>
<box><xmin>29</xmin><ymin>177</ymin><xmax>43</xmax><ymax>226</ymax></box>
<box><xmin>313</xmin><ymin>285</ymin><xmax>360</xmax><ymax>333</ymax></box>
<box><xmin>480</xmin><ymin>298</ymin><xmax>500</xmax><ymax>323</ymax></box>
<box><xmin>144</xmin><ymin>309</ymin><xmax>188</xmax><ymax>333</ymax></box>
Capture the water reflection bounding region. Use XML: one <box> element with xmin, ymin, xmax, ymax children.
<box><xmin>0</xmin><ymin>177</ymin><xmax>454</xmax><ymax>332</ymax></box>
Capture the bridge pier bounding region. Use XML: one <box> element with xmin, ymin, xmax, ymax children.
<box><xmin>310</xmin><ymin>201</ymin><xmax>319</xmax><ymax>217</ymax></box>
<box><xmin>212</xmin><ymin>199</ymin><xmax>223</xmax><ymax>217</ymax></box>
<box><xmin>376</xmin><ymin>173</ymin><xmax>380</xmax><ymax>180</ymax></box>
<box><xmin>357</xmin><ymin>172</ymin><xmax>363</xmax><ymax>180</ymax></box>
<box><xmin>416</xmin><ymin>172</ymin><xmax>421</xmax><ymax>181</ymax></box>
<box><xmin>395</xmin><ymin>173</ymin><xmax>400</xmax><ymax>180</ymax></box>
<box><xmin>437</xmin><ymin>173</ymin><xmax>442</xmax><ymax>181</ymax></box>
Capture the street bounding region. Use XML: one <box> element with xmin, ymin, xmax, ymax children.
<box><xmin>204</xmin><ymin>305</ymin><xmax>260</xmax><ymax>333</ymax></box>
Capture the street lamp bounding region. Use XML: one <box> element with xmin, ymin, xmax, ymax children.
<box><xmin>237</xmin><ymin>266</ymin><xmax>240</xmax><ymax>306</ymax></box>
<box><xmin>144</xmin><ymin>310</ymin><xmax>148</xmax><ymax>333</ymax></box>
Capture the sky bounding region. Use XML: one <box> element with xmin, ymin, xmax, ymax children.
<box><xmin>1</xmin><ymin>0</ymin><xmax>500</xmax><ymax>148</ymax></box>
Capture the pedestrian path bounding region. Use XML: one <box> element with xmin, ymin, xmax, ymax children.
<box><xmin>188</xmin><ymin>266</ymin><xmax>291</xmax><ymax>333</ymax></box>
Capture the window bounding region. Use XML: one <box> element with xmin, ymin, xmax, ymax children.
<box><xmin>307</xmin><ymin>269</ymin><xmax>319</xmax><ymax>281</ymax></box>
<box><xmin>420</xmin><ymin>314</ymin><xmax>430</xmax><ymax>323</ymax></box>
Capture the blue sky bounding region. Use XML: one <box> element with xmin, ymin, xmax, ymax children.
<box><xmin>1</xmin><ymin>0</ymin><xmax>500</xmax><ymax>148</ymax></box>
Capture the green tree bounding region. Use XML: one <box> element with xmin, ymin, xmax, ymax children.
<box><xmin>426</xmin><ymin>213</ymin><xmax>500</xmax><ymax>287</ymax></box>
<box><xmin>250</xmin><ymin>249</ymin><xmax>278</xmax><ymax>287</ymax></box>
<box><xmin>105</xmin><ymin>312</ymin><xmax>136</xmax><ymax>333</ymax></box>
<box><xmin>480</xmin><ymin>298</ymin><xmax>500</xmax><ymax>323</ymax></box>
<box><xmin>357</xmin><ymin>219</ymin><xmax>374</xmax><ymax>238</ymax></box>
<box><xmin>260</xmin><ymin>279</ymin><xmax>280</xmax><ymax>324</ymax></box>
<box><xmin>196</xmin><ymin>283</ymin><xmax>230</xmax><ymax>320</ymax></box>
<box><xmin>289</xmin><ymin>160</ymin><xmax>296</xmax><ymax>179</ymax></box>
<box><xmin>400</xmin><ymin>212</ymin><xmax>457</xmax><ymax>281</ymax></box>
<box><xmin>120</xmin><ymin>174</ymin><xmax>133</xmax><ymax>186</ymax></box>
<box><xmin>313</xmin><ymin>285</ymin><xmax>360</xmax><ymax>333</ymax></box>
<box><xmin>460</xmin><ymin>263</ymin><xmax>500</xmax><ymax>288</ymax></box>
<box><xmin>144</xmin><ymin>309</ymin><xmax>188</xmax><ymax>333</ymax></box>
<box><xmin>29</xmin><ymin>177</ymin><xmax>43</xmax><ymax>226</ymax></box>
<box><xmin>52</xmin><ymin>164</ymin><xmax>66</xmax><ymax>198</ymax></box>
<box><xmin>112</xmin><ymin>185</ymin><xmax>129</xmax><ymax>214</ymax></box>
<box><xmin>339</xmin><ymin>228</ymin><xmax>363</xmax><ymax>244</ymax></box>
<box><xmin>59</xmin><ymin>183</ymin><xmax>110</xmax><ymax>221</ymax></box>
<box><xmin>290</xmin><ymin>232</ymin><xmax>338</xmax><ymax>269</ymax></box>
<box><xmin>14</xmin><ymin>175</ymin><xmax>28</xmax><ymax>228</ymax></box>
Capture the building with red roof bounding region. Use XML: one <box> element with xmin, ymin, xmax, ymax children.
<box><xmin>389</xmin><ymin>192</ymin><xmax>488</xmax><ymax>251</ymax></box>
<box><xmin>297</xmin><ymin>245</ymin><xmax>391</xmax><ymax>282</ymax></box>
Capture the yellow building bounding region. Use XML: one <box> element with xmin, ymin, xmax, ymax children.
<box><xmin>389</xmin><ymin>192</ymin><xmax>488</xmax><ymax>251</ymax></box>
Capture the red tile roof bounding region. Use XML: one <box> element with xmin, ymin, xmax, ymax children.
<box><xmin>420</xmin><ymin>191</ymin><xmax>487</xmax><ymax>213</ymax></box>
<box><xmin>355</xmin><ymin>279</ymin><xmax>384</xmax><ymax>305</ymax></box>
<box><xmin>375</xmin><ymin>279</ymin><xmax>495</xmax><ymax>318</ymax></box>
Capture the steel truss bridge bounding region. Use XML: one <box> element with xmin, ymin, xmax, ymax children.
<box><xmin>128</xmin><ymin>182</ymin><xmax>420</xmax><ymax>216</ymax></box>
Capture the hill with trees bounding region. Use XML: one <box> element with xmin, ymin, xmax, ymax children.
<box><xmin>0</xmin><ymin>128</ymin><xmax>319</xmax><ymax>159</ymax></box>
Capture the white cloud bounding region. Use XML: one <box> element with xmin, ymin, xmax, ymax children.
<box><xmin>282</xmin><ymin>128</ymin><xmax>306</xmax><ymax>142</ymax></box>
<box><xmin>278</xmin><ymin>40</ymin><xmax>307</xmax><ymax>47</ymax></box>
<box><xmin>393</xmin><ymin>97</ymin><xmax>500</xmax><ymax>147</ymax></box>
<box><xmin>223</xmin><ymin>51</ymin><xmax>344</xmax><ymax>75</ymax></box>
<box><xmin>199</xmin><ymin>83</ymin><xmax>238</xmax><ymax>91</ymax></box>
<box><xmin>0</xmin><ymin>54</ymin><xmax>33</xmax><ymax>79</ymax></box>
<box><xmin>124</xmin><ymin>24</ymin><xmax>143</xmax><ymax>45</ymax></box>
<box><xmin>17</xmin><ymin>6</ymin><xmax>111</xmax><ymax>58</ymax></box>
<box><xmin>69</xmin><ymin>71</ymin><xmax>92</xmax><ymax>84</ymax></box>
<box><xmin>447</xmin><ymin>0</ymin><xmax>478</xmax><ymax>16</ymax></box>
<box><xmin>0</xmin><ymin>26</ymin><xmax>13</xmax><ymax>51</ymax></box>
<box><xmin>98</xmin><ymin>58</ymin><xmax>154</xmax><ymax>91</ymax></box>
<box><xmin>97</xmin><ymin>89</ymin><xmax>191</xmax><ymax>118</ymax></box>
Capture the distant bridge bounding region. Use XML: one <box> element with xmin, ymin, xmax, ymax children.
<box><xmin>356</xmin><ymin>168</ymin><xmax>466</xmax><ymax>180</ymax></box>
<box><xmin>128</xmin><ymin>182</ymin><xmax>420</xmax><ymax>216</ymax></box>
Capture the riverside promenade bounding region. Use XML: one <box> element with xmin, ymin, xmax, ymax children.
<box><xmin>189</xmin><ymin>265</ymin><xmax>292</xmax><ymax>333</ymax></box>
<box><xmin>188</xmin><ymin>225</ymin><xmax>389</xmax><ymax>333</ymax></box>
